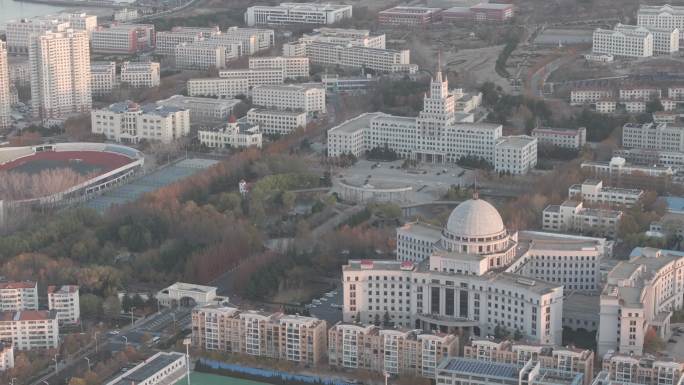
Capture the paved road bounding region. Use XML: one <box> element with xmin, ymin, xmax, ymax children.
<box><xmin>309</xmin><ymin>289</ymin><xmax>343</xmax><ymax>326</ymax></box>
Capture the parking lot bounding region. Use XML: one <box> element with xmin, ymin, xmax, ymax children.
<box><xmin>309</xmin><ymin>289</ymin><xmax>343</xmax><ymax>326</ymax></box>
<box><xmin>666</xmin><ymin>324</ymin><xmax>684</xmax><ymax>360</ymax></box>
<box><xmin>332</xmin><ymin>159</ymin><xmax>474</xmax><ymax>204</ymax></box>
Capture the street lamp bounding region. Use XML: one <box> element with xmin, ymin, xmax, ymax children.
<box><xmin>130</xmin><ymin>306</ymin><xmax>136</xmax><ymax>326</ymax></box>
<box><xmin>122</xmin><ymin>335</ymin><xmax>128</xmax><ymax>346</ymax></box>
<box><xmin>52</xmin><ymin>354</ymin><xmax>58</xmax><ymax>375</ymax></box>
<box><xmin>84</xmin><ymin>357</ymin><xmax>91</xmax><ymax>372</ymax></box>
<box><xmin>383</xmin><ymin>371</ymin><xmax>390</xmax><ymax>385</ymax></box>
<box><xmin>94</xmin><ymin>331</ymin><xmax>100</xmax><ymax>353</ymax></box>
<box><xmin>183</xmin><ymin>338</ymin><xmax>191</xmax><ymax>385</ymax></box>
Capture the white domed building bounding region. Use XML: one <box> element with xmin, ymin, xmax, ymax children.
<box><xmin>343</xmin><ymin>196</ymin><xmax>609</xmax><ymax>345</ymax></box>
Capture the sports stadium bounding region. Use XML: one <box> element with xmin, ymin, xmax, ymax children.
<box><xmin>0</xmin><ymin>142</ymin><xmax>144</xmax><ymax>207</ymax></box>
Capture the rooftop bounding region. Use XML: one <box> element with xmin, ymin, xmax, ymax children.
<box><xmin>248</xmin><ymin>107</ymin><xmax>307</xmax><ymax>117</ymax></box>
<box><xmin>532</xmin><ymin>127</ymin><xmax>584</xmax><ymax>136</ymax></box>
<box><xmin>397</xmin><ymin>221</ymin><xmax>442</xmax><ymax>240</ymax></box>
<box><xmin>157</xmin><ymin>95</ymin><xmax>241</xmax><ymax>108</ymax></box>
<box><xmin>0</xmin><ymin>281</ymin><xmax>36</xmax><ymax>290</ymax></box>
<box><xmin>496</xmin><ymin>135</ymin><xmax>536</xmax><ymax>149</ymax></box>
<box><xmin>470</xmin><ymin>2</ymin><xmax>514</xmax><ymax>10</ymax></box>
<box><xmin>111</xmin><ymin>352</ymin><xmax>184</xmax><ymax>385</ymax></box>
<box><xmin>164</xmin><ymin>282</ymin><xmax>217</xmax><ymax>294</ymax></box>
<box><xmin>379</xmin><ymin>6</ymin><xmax>442</xmax><ymax>14</ymax></box>
<box><xmin>328</xmin><ymin>112</ymin><xmax>383</xmax><ymax>134</ymax></box>
<box><xmin>0</xmin><ymin>310</ymin><xmax>56</xmax><ymax>322</ymax></box>
<box><xmin>438</xmin><ymin>357</ymin><xmax>519</xmax><ymax>379</ymax></box>
<box><xmin>47</xmin><ymin>285</ymin><xmax>79</xmax><ymax>294</ymax></box>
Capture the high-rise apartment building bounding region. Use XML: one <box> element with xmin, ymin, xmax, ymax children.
<box><xmin>0</xmin><ymin>282</ymin><xmax>38</xmax><ymax>311</ymax></box>
<box><xmin>0</xmin><ymin>42</ymin><xmax>11</xmax><ymax>129</ymax></box>
<box><xmin>47</xmin><ymin>285</ymin><xmax>80</xmax><ymax>324</ymax></box>
<box><xmin>191</xmin><ymin>305</ymin><xmax>327</xmax><ymax>365</ymax></box>
<box><xmin>29</xmin><ymin>29</ymin><xmax>91</xmax><ymax>120</ymax></box>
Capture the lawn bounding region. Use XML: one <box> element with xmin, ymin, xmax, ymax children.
<box><xmin>174</xmin><ymin>372</ymin><xmax>273</xmax><ymax>385</ymax></box>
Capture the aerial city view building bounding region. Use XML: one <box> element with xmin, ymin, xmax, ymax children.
<box><xmin>3</xmin><ymin>1</ymin><xmax>684</xmax><ymax>385</ymax></box>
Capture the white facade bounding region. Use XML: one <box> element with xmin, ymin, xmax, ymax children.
<box><xmin>187</xmin><ymin>77</ymin><xmax>250</xmax><ymax>99</ymax></box>
<box><xmin>157</xmin><ymin>95</ymin><xmax>240</xmax><ymax>123</ymax></box>
<box><xmin>198</xmin><ymin>118</ymin><xmax>263</xmax><ymax>149</ymax></box>
<box><xmin>47</xmin><ymin>285</ymin><xmax>80</xmax><ymax>324</ymax></box>
<box><xmin>218</xmin><ymin>68</ymin><xmax>285</xmax><ymax>87</ymax></box>
<box><xmin>622</xmin><ymin>122</ymin><xmax>684</xmax><ymax>152</ymax></box>
<box><xmin>618</xmin><ymin>87</ymin><xmax>661</xmax><ymax>101</ymax></box>
<box><xmin>436</xmin><ymin>357</ymin><xmax>583</xmax><ymax>385</ymax></box>
<box><xmin>90</xmin><ymin>61</ymin><xmax>117</xmax><ymax>96</ymax></box>
<box><xmin>648</xmin><ymin>26</ymin><xmax>680</xmax><ymax>54</ymax></box>
<box><xmin>668</xmin><ymin>86</ymin><xmax>684</xmax><ymax>101</ymax></box>
<box><xmin>246</xmin><ymin>108</ymin><xmax>307</xmax><ymax>135</ymax></box>
<box><xmin>114</xmin><ymin>8</ymin><xmax>139</xmax><ymax>22</ymax></box>
<box><xmin>252</xmin><ymin>83</ymin><xmax>326</xmax><ymax>114</ymax></box>
<box><xmin>0</xmin><ymin>342</ymin><xmax>14</xmax><ymax>372</ymax></box>
<box><xmin>568</xmin><ymin>179</ymin><xmax>643</xmax><ymax>208</ymax></box>
<box><xmin>0</xmin><ymin>310</ymin><xmax>59</xmax><ymax>350</ymax></box>
<box><xmin>299</xmin><ymin>28</ymin><xmax>386</xmax><ymax>48</ymax></box>
<box><xmin>285</xmin><ymin>41</ymin><xmax>417</xmax><ymax>73</ymax></box>
<box><xmin>0</xmin><ymin>42</ymin><xmax>11</xmax><ymax>129</ymax></box>
<box><xmin>598</xmin><ymin>247</ymin><xmax>684</xmax><ymax>356</ymax></box>
<box><xmin>29</xmin><ymin>29</ymin><xmax>92</xmax><ymax>120</ymax></box>
<box><xmin>248</xmin><ymin>56</ymin><xmax>310</xmax><ymax>79</ymax></box>
<box><xmin>5</xmin><ymin>17</ymin><xmax>70</xmax><ymax>54</ymax></box>
<box><xmin>91</xmin><ymin>101</ymin><xmax>190</xmax><ymax>144</ymax></box>
<box><xmin>581</xmin><ymin>157</ymin><xmax>674</xmax><ymax>178</ymax></box>
<box><xmin>91</xmin><ymin>24</ymin><xmax>155</xmax><ymax>54</ymax></box>
<box><xmin>0</xmin><ymin>282</ymin><xmax>38</xmax><ymax>311</ymax></box>
<box><xmin>532</xmin><ymin>127</ymin><xmax>586</xmax><ymax>150</ymax></box>
<box><xmin>596</xmin><ymin>100</ymin><xmax>617</xmax><ymax>114</ymax></box>
<box><xmin>174</xmin><ymin>42</ymin><xmax>229</xmax><ymax>70</ymax></box>
<box><xmin>638</xmin><ymin>4</ymin><xmax>684</xmax><ymax>39</ymax></box>
<box><xmin>592</xmin><ymin>24</ymin><xmax>654</xmax><ymax>58</ymax></box>
<box><xmin>104</xmin><ymin>352</ymin><xmax>186</xmax><ymax>385</ymax></box>
<box><xmin>120</xmin><ymin>61</ymin><xmax>160</xmax><ymax>88</ymax></box>
<box><xmin>156</xmin><ymin>282</ymin><xmax>218</xmax><ymax>307</ymax></box>
<box><xmin>570</xmin><ymin>89</ymin><xmax>613</xmax><ymax>105</ymax></box>
<box><xmin>542</xmin><ymin>201</ymin><xmax>622</xmax><ymax>238</ymax></box>
<box><xmin>494</xmin><ymin>135</ymin><xmax>538</xmax><ymax>175</ymax></box>
<box><xmin>344</xmin><ymin>198</ymin><xmax>564</xmax><ymax>345</ymax></box>
<box><xmin>155</xmin><ymin>27</ymin><xmax>220</xmax><ymax>55</ymax></box>
<box><xmin>245</xmin><ymin>3</ymin><xmax>353</xmax><ymax>26</ymax></box>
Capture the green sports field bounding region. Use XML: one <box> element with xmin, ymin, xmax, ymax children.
<box><xmin>174</xmin><ymin>372</ymin><xmax>273</xmax><ymax>385</ymax></box>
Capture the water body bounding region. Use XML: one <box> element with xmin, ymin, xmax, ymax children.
<box><xmin>0</xmin><ymin>0</ymin><xmax>65</xmax><ymax>23</ymax></box>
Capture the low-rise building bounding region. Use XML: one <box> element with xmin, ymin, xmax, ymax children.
<box><xmin>47</xmin><ymin>285</ymin><xmax>80</xmax><ymax>325</ymax></box>
<box><xmin>623</xmin><ymin>122</ymin><xmax>684</xmax><ymax>152</ymax></box>
<box><xmin>0</xmin><ymin>342</ymin><xmax>14</xmax><ymax>372</ymax></box>
<box><xmin>463</xmin><ymin>339</ymin><xmax>594</xmax><ymax>385</ymax></box>
<box><xmin>668</xmin><ymin>85</ymin><xmax>684</xmax><ymax>101</ymax></box>
<box><xmin>187</xmin><ymin>77</ymin><xmax>250</xmax><ymax>99</ymax></box>
<box><xmin>218</xmin><ymin>68</ymin><xmax>285</xmax><ymax>87</ymax></box>
<box><xmin>378</xmin><ymin>6</ymin><xmax>442</xmax><ymax>25</ymax></box>
<box><xmin>113</xmin><ymin>8</ymin><xmax>139</xmax><ymax>22</ymax></box>
<box><xmin>623</xmin><ymin>100</ymin><xmax>647</xmax><ymax>113</ymax></box>
<box><xmin>192</xmin><ymin>305</ymin><xmax>327</xmax><ymax>365</ymax></box>
<box><xmin>532</xmin><ymin>127</ymin><xmax>586</xmax><ymax>150</ymax></box>
<box><xmin>246</xmin><ymin>108</ymin><xmax>307</xmax><ymax>135</ymax></box>
<box><xmin>91</xmin><ymin>101</ymin><xmax>190</xmax><ymax>144</ymax></box>
<box><xmin>248</xmin><ymin>56</ymin><xmax>310</xmax><ymax>79</ymax></box>
<box><xmin>90</xmin><ymin>61</ymin><xmax>117</xmax><ymax>96</ymax></box>
<box><xmin>597</xmin><ymin>247</ymin><xmax>684</xmax><ymax>356</ymax></box>
<box><xmin>494</xmin><ymin>135</ymin><xmax>537</xmax><ymax>175</ymax></box>
<box><xmin>570</xmin><ymin>89</ymin><xmax>613</xmax><ymax>105</ymax></box>
<box><xmin>595</xmin><ymin>352</ymin><xmax>684</xmax><ymax>385</ymax></box>
<box><xmin>436</xmin><ymin>357</ymin><xmax>584</xmax><ymax>385</ymax></box>
<box><xmin>198</xmin><ymin>116</ymin><xmax>262</xmax><ymax>149</ymax></box>
<box><xmin>284</xmin><ymin>41</ymin><xmax>417</xmax><ymax>73</ymax></box>
<box><xmin>0</xmin><ymin>282</ymin><xmax>38</xmax><ymax>311</ymax></box>
<box><xmin>581</xmin><ymin>157</ymin><xmax>674</xmax><ymax>178</ymax></box>
<box><xmin>568</xmin><ymin>179</ymin><xmax>643</xmax><ymax>208</ymax></box>
<box><xmin>173</xmin><ymin>41</ymin><xmax>230</xmax><ymax>70</ymax></box>
<box><xmin>542</xmin><ymin>200</ymin><xmax>622</xmax><ymax>238</ymax></box>
<box><xmin>155</xmin><ymin>26</ymin><xmax>221</xmax><ymax>55</ymax></box>
<box><xmin>120</xmin><ymin>61</ymin><xmax>160</xmax><ymax>88</ymax></box>
<box><xmin>442</xmin><ymin>3</ymin><xmax>515</xmax><ymax>22</ymax></box>
<box><xmin>592</xmin><ymin>24</ymin><xmax>654</xmax><ymax>58</ymax></box>
<box><xmin>157</xmin><ymin>95</ymin><xmax>240</xmax><ymax>123</ymax></box>
<box><xmin>104</xmin><ymin>352</ymin><xmax>186</xmax><ymax>385</ymax></box>
<box><xmin>156</xmin><ymin>282</ymin><xmax>218</xmax><ymax>307</ymax></box>
<box><xmin>596</xmin><ymin>100</ymin><xmax>617</xmax><ymax>114</ymax></box>
<box><xmin>321</xmin><ymin>74</ymin><xmax>378</xmax><ymax>93</ymax></box>
<box><xmin>252</xmin><ymin>83</ymin><xmax>326</xmax><ymax>114</ymax></box>
<box><xmin>91</xmin><ymin>24</ymin><xmax>155</xmax><ymax>54</ymax></box>
<box><xmin>328</xmin><ymin>323</ymin><xmax>458</xmax><ymax>378</ymax></box>
<box><xmin>614</xmin><ymin>148</ymin><xmax>684</xmax><ymax>172</ymax></box>
<box><xmin>0</xmin><ymin>310</ymin><xmax>59</xmax><ymax>350</ymax></box>
<box><xmin>244</xmin><ymin>2</ymin><xmax>353</xmax><ymax>26</ymax></box>
<box><xmin>619</xmin><ymin>87</ymin><xmax>661</xmax><ymax>101</ymax></box>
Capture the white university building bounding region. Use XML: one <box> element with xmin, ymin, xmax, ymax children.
<box><xmin>91</xmin><ymin>101</ymin><xmax>190</xmax><ymax>144</ymax></box>
<box><xmin>246</xmin><ymin>108</ymin><xmax>308</xmax><ymax>135</ymax></box>
<box><xmin>90</xmin><ymin>61</ymin><xmax>117</xmax><ymax>96</ymax></box>
<box><xmin>638</xmin><ymin>4</ymin><xmax>684</xmax><ymax>39</ymax></box>
<box><xmin>157</xmin><ymin>95</ymin><xmax>241</xmax><ymax>123</ymax></box>
<box><xmin>248</xmin><ymin>56</ymin><xmax>310</xmax><ymax>79</ymax></box>
<box><xmin>120</xmin><ymin>61</ymin><xmax>160</xmax><ymax>88</ymax></box>
<box><xmin>245</xmin><ymin>3</ymin><xmax>353</xmax><ymax>26</ymax></box>
<box><xmin>252</xmin><ymin>83</ymin><xmax>326</xmax><ymax>114</ymax></box>
<box><xmin>198</xmin><ymin>116</ymin><xmax>263</xmax><ymax>149</ymax></box>
<box><xmin>328</xmin><ymin>67</ymin><xmax>536</xmax><ymax>173</ymax></box>
<box><xmin>592</xmin><ymin>24</ymin><xmax>654</xmax><ymax>58</ymax></box>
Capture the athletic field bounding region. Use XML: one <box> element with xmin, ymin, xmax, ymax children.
<box><xmin>174</xmin><ymin>372</ymin><xmax>272</xmax><ymax>385</ymax></box>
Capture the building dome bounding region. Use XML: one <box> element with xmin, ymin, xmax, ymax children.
<box><xmin>445</xmin><ymin>198</ymin><xmax>505</xmax><ymax>239</ymax></box>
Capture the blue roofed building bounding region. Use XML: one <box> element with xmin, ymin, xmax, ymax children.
<box><xmin>436</xmin><ymin>357</ymin><xmax>583</xmax><ymax>385</ymax></box>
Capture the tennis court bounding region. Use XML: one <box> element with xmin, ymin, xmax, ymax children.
<box><xmin>174</xmin><ymin>372</ymin><xmax>272</xmax><ymax>385</ymax></box>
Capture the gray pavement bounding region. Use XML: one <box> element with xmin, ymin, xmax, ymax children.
<box><xmin>309</xmin><ymin>289</ymin><xmax>343</xmax><ymax>326</ymax></box>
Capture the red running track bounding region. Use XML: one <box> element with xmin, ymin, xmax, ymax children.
<box><xmin>0</xmin><ymin>151</ymin><xmax>134</xmax><ymax>174</ymax></box>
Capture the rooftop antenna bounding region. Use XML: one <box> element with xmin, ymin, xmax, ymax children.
<box><xmin>473</xmin><ymin>174</ymin><xmax>479</xmax><ymax>200</ymax></box>
<box><xmin>436</xmin><ymin>50</ymin><xmax>443</xmax><ymax>82</ymax></box>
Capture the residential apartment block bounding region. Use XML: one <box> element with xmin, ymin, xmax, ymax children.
<box><xmin>592</xmin><ymin>24</ymin><xmax>654</xmax><ymax>58</ymax></box>
<box><xmin>568</xmin><ymin>179</ymin><xmax>643</xmax><ymax>208</ymax></box>
<box><xmin>542</xmin><ymin>200</ymin><xmax>622</xmax><ymax>238</ymax></box>
<box><xmin>157</xmin><ymin>95</ymin><xmax>240</xmax><ymax>123</ymax></box>
<box><xmin>245</xmin><ymin>3</ymin><xmax>353</xmax><ymax>26</ymax></box>
<box><xmin>0</xmin><ymin>310</ymin><xmax>59</xmax><ymax>350</ymax></box>
<box><xmin>494</xmin><ymin>135</ymin><xmax>538</xmax><ymax>175</ymax></box>
<box><xmin>0</xmin><ymin>342</ymin><xmax>14</xmax><ymax>372</ymax></box>
<box><xmin>252</xmin><ymin>83</ymin><xmax>326</xmax><ymax>114</ymax></box>
<box><xmin>598</xmin><ymin>247</ymin><xmax>684</xmax><ymax>356</ymax></box>
<box><xmin>91</xmin><ymin>24</ymin><xmax>155</xmax><ymax>54</ymax></box>
<box><xmin>47</xmin><ymin>285</ymin><xmax>80</xmax><ymax>325</ymax></box>
<box><xmin>120</xmin><ymin>61</ymin><xmax>160</xmax><ymax>88</ymax></box>
<box><xmin>191</xmin><ymin>305</ymin><xmax>327</xmax><ymax>365</ymax></box>
<box><xmin>436</xmin><ymin>357</ymin><xmax>584</xmax><ymax>385</ymax></box>
<box><xmin>532</xmin><ymin>127</ymin><xmax>587</xmax><ymax>150</ymax></box>
<box><xmin>0</xmin><ymin>282</ymin><xmax>38</xmax><ymax>311</ymax></box>
<box><xmin>187</xmin><ymin>77</ymin><xmax>249</xmax><ymax>99</ymax></box>
<box><xmin>246</xmin><ymin>108</ymin><xmax>308</xmax><ymax>135</ymax></box>
<box><xmin>198</xmin><ymin>116</ymin><xmax>263</xmax><ymax>149</ymax></box>
<box><xmin>638</xmin><ymin>4</ymin><xmax>684</xmax><ymax>39</ymax></box>
<box><xmin>248</xmin><ymin>56</ymin><xmax>310</xmax><ymax>79</ymax></box>
<box><xmin>327</xmin><ymin>323</ymin><xmax>458</xmax><ymax>378</ymax></box>
<box><xmin>595</xmin><ymin>352</ymin><xmax>684</xmax><ymax>385</ymax></box>
<box><xmin>570</xmin><ymin>89</ymin><xmax>613</xmax><ymax>105</ymax></box>
<box><xmin>0</xmin><ymin>42</ymin><xmax>11</xmax><ymax>129</ymax></box>
<box><xmin>90</xmin><ymin>61</ymin><xmax>117</xmax><ymax>97</ymax></box>
<box><xmin>668</xmin><ymin>86</ymin><xmax>684</xmax><ymax>101</ymax></box>
<box><xmin>29</xmin><ymin>29</ymin><xmax>92</xmax><ymax>121</ymax></box>
<box><xmin>5</xmin><ymin>13</ymin><xmax>95</xmax><ymax>54</ymax></box>
<box><xmin>463</xmin><ymin>339</ymin><xmax>594</xmax><ymax>385</ymax></box>
<box><xmin>91</xmin><ymin>101</ymin><xmax>190</xmax><ymax>144</ymax></box>
<box><xmin>378</xmin><ymin>6</ymin><xmax>442</xmax><ymax>25</ymax></box>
